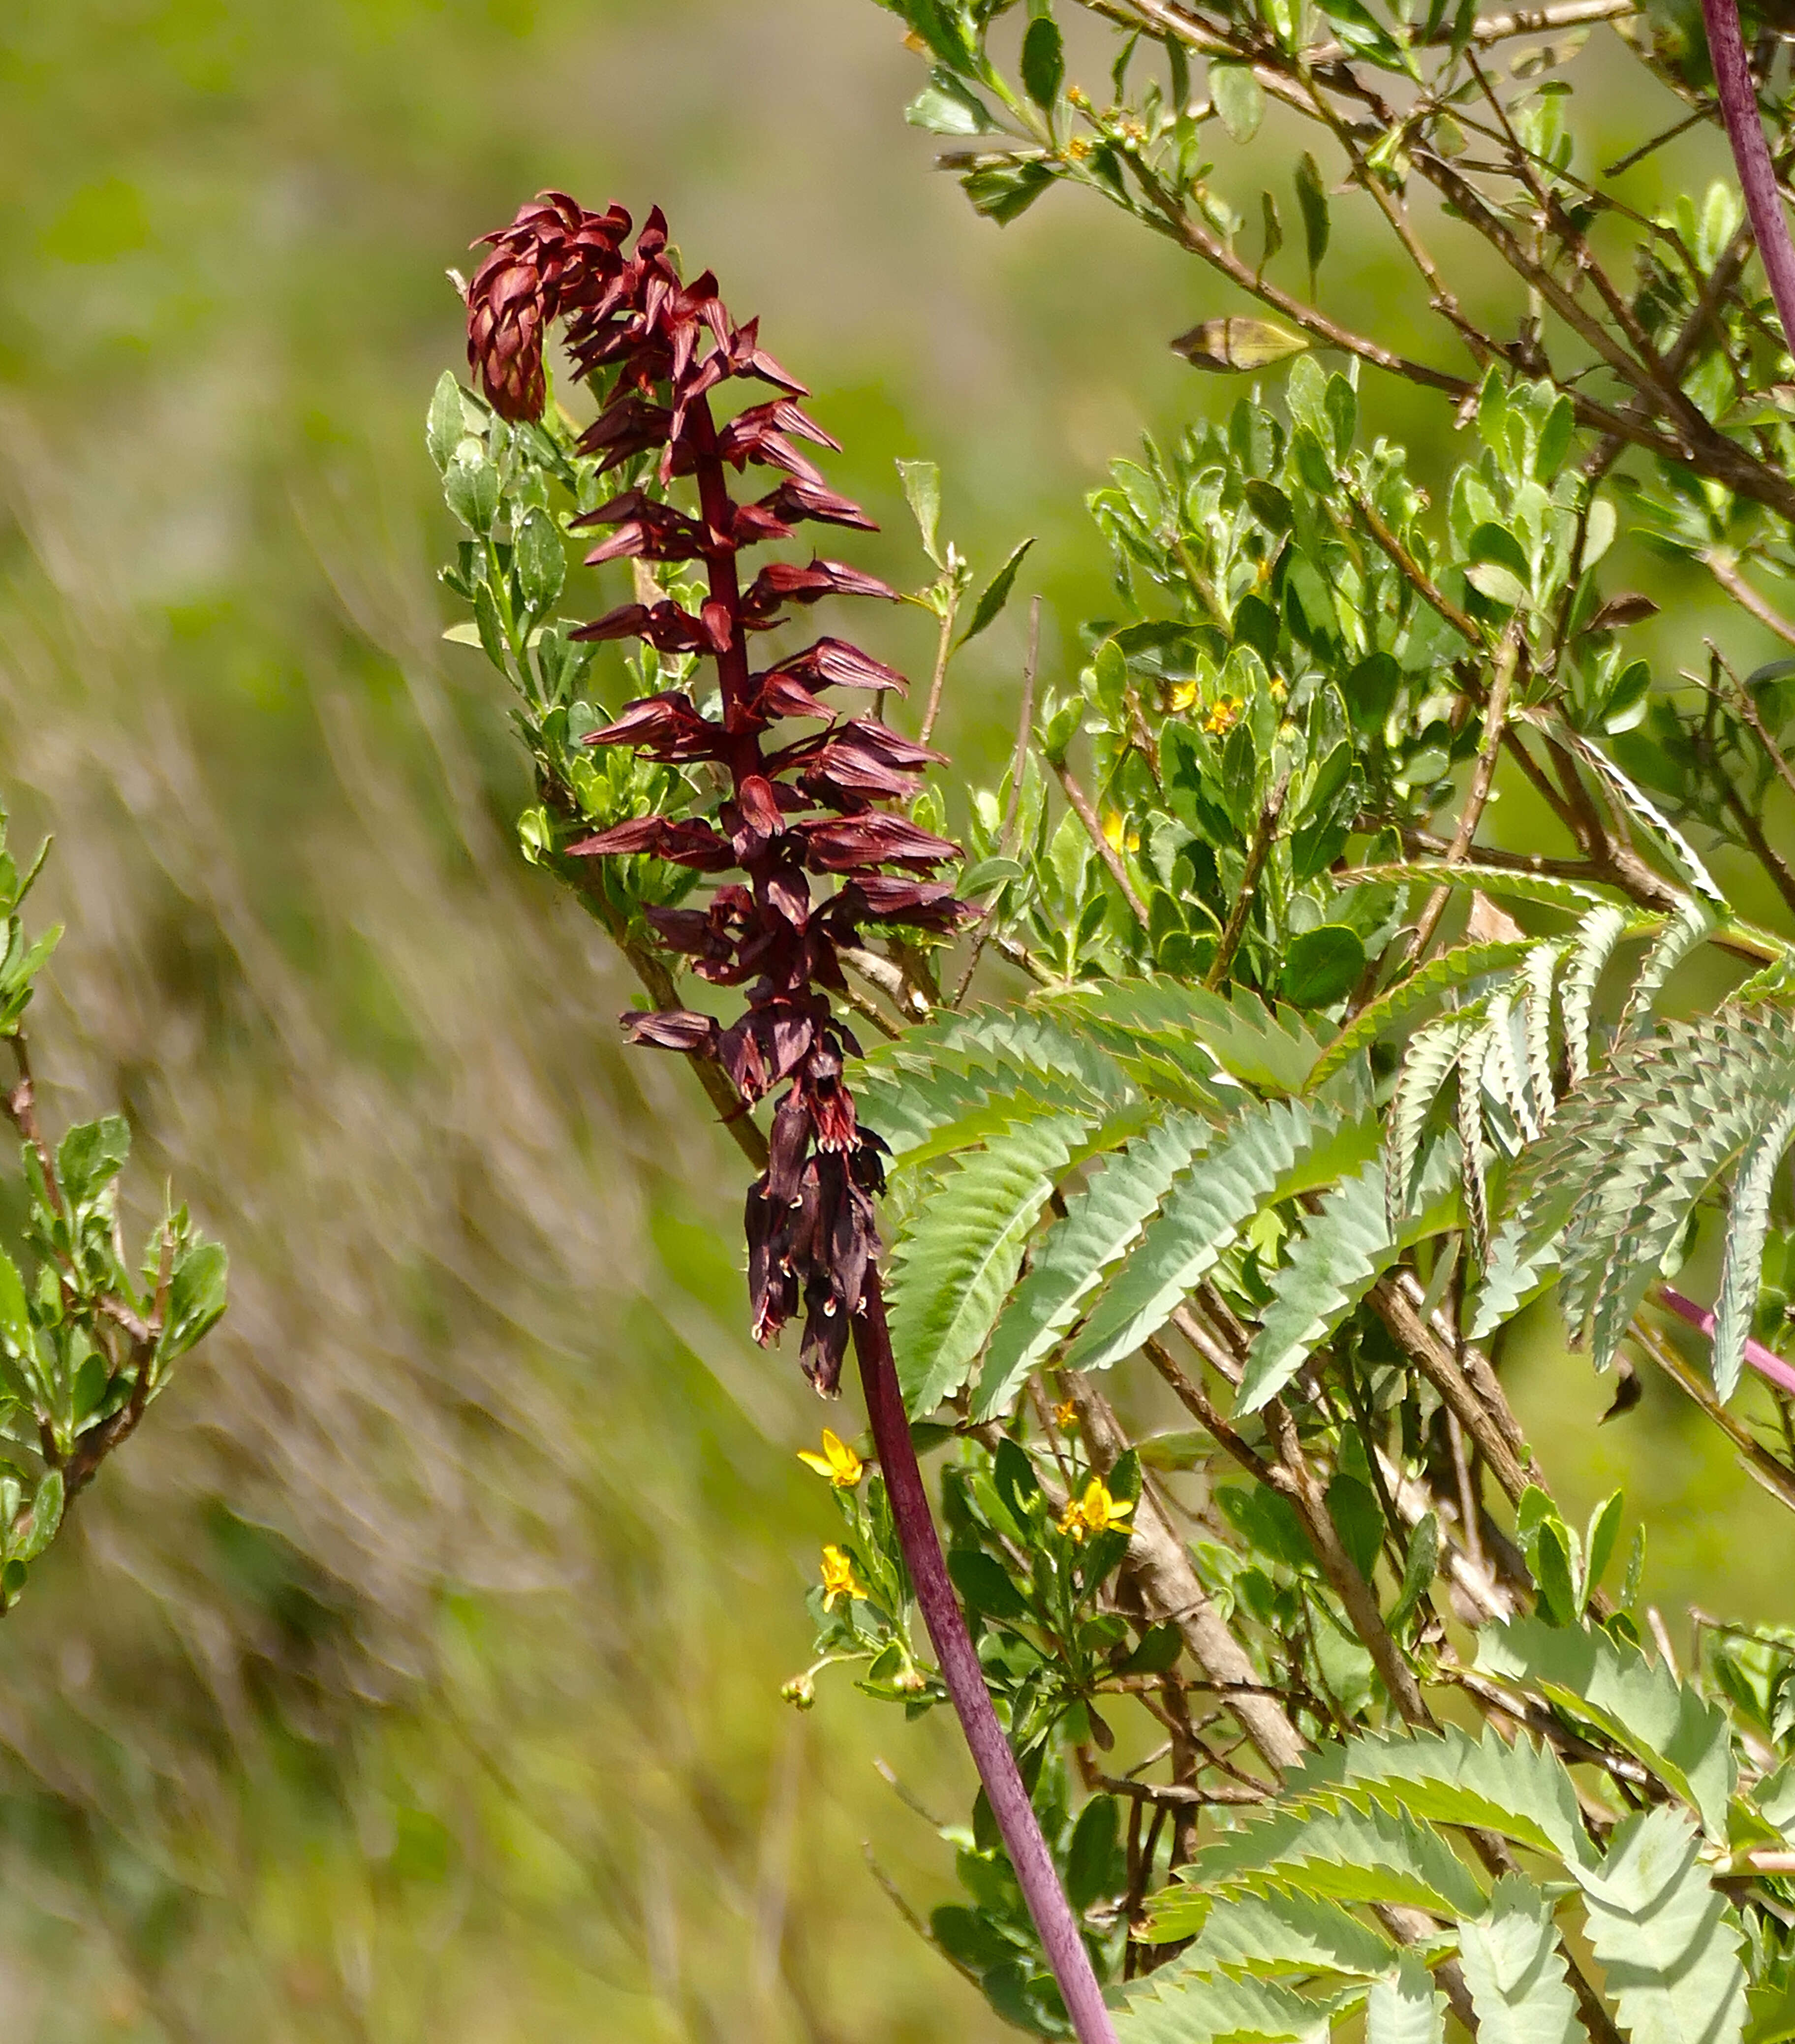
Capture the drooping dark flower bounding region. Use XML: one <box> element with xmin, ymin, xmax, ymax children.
<box><xmin>467</xmin><ymin>192</ymin><xmax>975</xmax><ymax>1392</ymax></box>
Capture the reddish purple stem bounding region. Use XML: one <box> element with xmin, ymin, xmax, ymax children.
<box><xmin>1701</xmin><ymin>0</ymin><xmax>1795</xmax><ymax>349</ymax></box>
<box><xmin>1658</xmin><ymin>1283</ymin><xmax>1795</xmax><ymax>1396</ymax></box>
<box><xmin>855</xmin><ymin>1275</ymin><xmax>1120</xmax><ymax>2044</ymax></box>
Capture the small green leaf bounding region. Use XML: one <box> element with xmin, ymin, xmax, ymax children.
<box><xmin>427</xmin><ymin>371</ymin><xmax>468</xmax><ymax>475</ymax></box>
<box><xmin>14</xmin><ymin>1468</ymin><xmax>61</xmax><ymax>1565</ymax></box>
<box><xmin>1065</xmin><ymin>1795</ymin><xmax>1120</xmax><ymax>1912</ymax></box>
<box><xmin>957</xmin><ymin>537</ymin><xmax>1036</xmax><ymax>648</ymax></box>
<box><xmin>1465</xmin><ymin>560</ymin><xmax>1529</xmax><ymax>608</ymax></box>
<box><xmin>515</xmin><ymin>506</ymin><xmax>565</xmax><ymax>614</ymax></box>
<box><xmin>1209</xmin><ymin>61</ymin><xmax>1265</xmax><ymax>142</ymax></box>
<box><xmin>1172</xmin><ymin>316</ymin><xmax>1310</xmax><ymax>372</ymax></box>
<box><xmin>444</xmin><ymin>443</ymin><xmax>499</xmax><ymax>535</ymax></box>
<box><xmin>906</xmin><ymin>67</ymin><xmax>996</xmax><ymax>134</ymax></box>
<box><xmin>1389</xmin><ymin>1512</ymin><xmax>1439</xmax><ymax>1632</ymax></box>
<box><xmin>1258</xmin><ymin>190</ymin><xmax>1284</xmax><ymax>273</ymax></box>
<box><xmin>896</xmin><ymin>457</ymin><xmax>944</xmax><ymax>568</ymax></box>
<box><xmin>1020</xmin><ymin>15</ymin><xmax>1065</xmax><ymax>108</ymax></box>
<box><xmin>949</xmin><ymin>1546</ymin><xmax>1030</xmax><ymax>1620</ymax></box>
<box><xmin>1283</xmin><ymin>925</ymin><xmax>1366</xmax><ymax>1009</ymax></box>
<box><xmin>159</xmin><ymin>1241</ymin><xmax>228</xmax><ymax>1362</ymax></box>
<box><xmin>1295</xmin><ymin>152</ymin><xmax>1331</xmax><ymax>284</ymax></box>
<box><xmin>57</xmin><ymin>1116</ymin><xmax>130</xmax><ymax>1208</ymax></box>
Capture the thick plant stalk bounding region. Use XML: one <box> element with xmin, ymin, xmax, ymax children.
<box><xmin>1658</xmin><ymin>1283</ymin><xmax>1795</xmax><ymax>1396</ymax></box>
<box><xmin>855</xmin><ymin>1274</ymin><xmax>1119</xmax><ymax>2044</ymax></box>
<box><xmin>1701</xmin><ymin>0</ymin><xmax>1795</xmax><ymax>348</ymax></box>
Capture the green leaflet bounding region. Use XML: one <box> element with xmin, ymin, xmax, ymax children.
<box><xmin>973</xmin><ymin>1111</ymin><xmax>1213</xmax><ymax>1419</ymax></box>
<box><xmin>1713</xmin><ymin>1092</ymin><xmax>1795</xmax><ymax>1399</ymax></box>
<box><xmin>1065</xmin><ymin>1094</ymin><xmax>1376</xmax><ymax>1375</ymax></box>
<box><xmin>1478</xmin><ymin>1617</ymin><xmax>1735</xmax><ymax>1839</ymax></box>
<box><xmin>1457</xmin><ymin>1876</ymin><xmax>1582</xmax><ymax>2044</ymax></box>
<box><xmin>1114</xmin><ymin>1965</ymin><xmax>1360</xmax><ymax>2044</ymax></box>
<box><xmin>1348</xmin><ymin>860</ymin><xmax>1617</xmax><ymax>916</ymax></box>
<box><xmin>1186</xmin><ymin>1797</ymin><xmax>1488</xmax><ymax>1919</ymax></box>
<box><xmin>1519</xmin><ymin>942</ymin><xmax>1562</xmax><ymax>1125</ymax></box>
<box><xmin>1616</xmin><ymin>895</ymin><xmax>1714</xmax><ymax>1039</ymax></box>
<box><xmin>1566</xmin><ymin>730</ymin><xmax>1726</xmax><ymax>906</ymax></box>
<box><xmin>1141</xmin><ymin>1884</ymin><xmax>1398</xmax><ymax>1976</ymax></box>
<box><xmin>1237</xmin><ymin>1144</ymin><xmax>1459</xmax><ymax>1415</ymax></box>
<box><xmin>1284</xmin><ymin>1722</ymin><xmax>1596</xmax><ymax>1870</ymax></box>
<box><xmin>1386</xmin><ymin>1011</ymin><xmax>1478</xmax><ymax>1230</ymax></box>
<box><xmin>1307</xmin><ymin>938</ymin><xmax>1532</xmax><ymax>1089</ymax></box>
<box><xmin>888</xmin><ymin>1114</ymin><xmax>1089</xmax><ymax>1414</ymax></box>
<box><xmin>1562</xmin><ymin>902</ymin><xmax>1632</xmax><ymax>1086</ymax></box>
<box><xmin>1052</xmin><ymin>977</ymin><xmax>1327</xmax><ymax>1095</ymax></box>
<box><xmin>1368</xmin><ymin>1952</ymin><xmax>1444</xmax><ymax>2044</ymax></box>
<box><xmin>1577</xmin><ymin>1806</ymin><xmax>1748</xmax><ymax>2044</ymax></box>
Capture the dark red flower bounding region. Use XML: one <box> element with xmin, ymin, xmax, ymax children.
<box><xmin>467</xmin><ymin>195</ymin><xmax>964</xmax><ymax>1398</ymax></box>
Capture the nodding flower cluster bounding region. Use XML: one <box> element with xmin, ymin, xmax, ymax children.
<box><xmin>466</xmin><ymin>193</ymin><xmax>974</xmax><ymax>1394</ymax></box>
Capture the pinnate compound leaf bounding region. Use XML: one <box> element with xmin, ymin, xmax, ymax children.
<box><xmin>1577</xmin><ymin>1806</ymin><xmax>1748</xmax><ymax>2044</ymax></box>
<box><xmin>1478</xmin><ymin>1617</ymin><xmax>1734</xmax><ymax>1838</ymax></box>
<box><xmin>1066</xmin><ymin>1095</ymin><xmax>1375</xmax><ymax>1374</ymax></box>
<box><xmin>889</xmin><ymin>1114</ymin><xmax>1090</xmax><ymax>1414</ymax></box>
<box><xmin>974</xmin><ymin>1112</ymin><xmax>1213</xmax><ymax>1418</ymax></box>
<box><xmin>1457</xmin><ymin>1876</ymin><xmax>1582</xmax><ymax>2044</ymax></box>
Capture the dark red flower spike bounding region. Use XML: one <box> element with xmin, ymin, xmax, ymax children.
<box><xmin>466</xmin><ymin>194</ymin><xmax>1115</xmax><ymax>2044</ymax></box>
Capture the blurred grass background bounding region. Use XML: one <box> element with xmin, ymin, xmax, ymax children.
<box><xmin>0</xmin><ymin>0</ymin><xmax>1787</xmax><ymax>2036</ymax></box>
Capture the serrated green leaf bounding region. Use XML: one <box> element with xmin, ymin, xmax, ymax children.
<box><xmin>1188</xmin><ymin>1797</ymin><xmax>1487</xmax><ymax>1919</ymax></box>
<box><xmin>889</xmin><ymin>1115</ymin><xmax>1088</xmax><ymax>1413</ymax></box>
<box><xmin>905</xmin><ymin>66</ymin><xmax>996</xmax><ymax>134</ymax></box>
<box><xmin>1578</xmin><ymin>1806</ymin><xmax>1747</xmax><ymax>2044</ymax></box>
<box><xmin>1369</xmin><ymin>1952</ymin><xmax>1443</xmax><ymax>2044</ymax></box>
<box><xmin>1287</xmin><ymin>1722</ymin><xmax>1594</xmax><ymax>1868</ymax></box>
<box><xmin>1479</xmin><ymin>1617</ymin><xmax>1735</xmax><ymax>1838</ymax></box>
<box><xmin>1116</xmin><ymin>1963</ymin><xmax>1360</xmax><ymax>2043</ymax></box>
<box><xmin>1061</xmin><ymin>980</ymin><xmax>1325</xmax><ymax>1096</ymax></box>
<box><xmin>1457</xmin><ymin>1875</ymin><xmax>1582</xmax><ymax>2044</ymax></box>
<box><xmin>1143</xmin><ymin>1883</ymin><xmax>1398</xmax><ymax>1977</ymax></box>
<box><xmin>57</xmin><ymin>1116</ymin><xmax>130</xmax><ymax>1207</ymax></box>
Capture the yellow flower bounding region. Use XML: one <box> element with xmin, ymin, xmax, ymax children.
<box><xmin>1169</xmin><ymin>680</ymin><xmax>1199</xmax><ymax>713</ymax></box>
<box><xmin>1053</xmin><ymin>1399</ymin><xmax>1080</xmax><ymax>1432</ymax></box>
<box><xmin>1101</xmin><ymin>809</ymin><xmax>1126</xmax><ymax>851</ymax></box>
<box><xmin>1202</xmin><ymin>695</ymin><xmax>1242</xmax><ymax>736</ymax></box>
<box><xmin>819</xmin><ymin>1544</ymin><xmax>866</xmax><ymax>1610</ymax></box>
<box><xmin>1057</xmin><ymin>1477</ymin><xmax>1135</xmax><ymax>1544</ymax></box>
<box><xmin>1064</xmin><ymin>133</ymin><xmax>1093</xmax><ymax>161</ymax></box>
<box><xmin>798</xmin><ymin>1429</ymin><xmax>864</xmax><ymax>1489</ymax></box>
